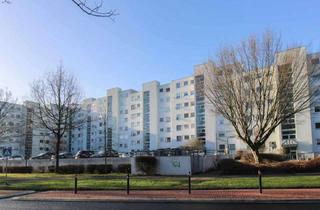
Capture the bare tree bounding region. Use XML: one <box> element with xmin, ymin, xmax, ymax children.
<box><xmin>71</xmin><ymin>0</ymin><xmax>118</xmax><ymax>19</ymax></box>
<box><xmin>205</xmin><ymin>31</ymin><xmax>317</xmax><ymax>163</ymax></box>
<box><xmin>181</xmin><ymin>138</ymin><xmax>203</xmax><ymax>151</ymax></box>
<box><xmin>0</xmin><ymin>88</ymin><xmax>15</xmax><ymax>139</ymax></box>
<box><xmin>2</xmin><ymin>0</ymin><xmax>118</xmax><ymax>20</ymax></box>
<box><xmin>31</xmin><ymin>64</ymin><xmax>83</xmax><ymax>171</ymax></box>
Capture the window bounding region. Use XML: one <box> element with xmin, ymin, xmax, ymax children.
<box><xmin>229</xmin><ymin>144</ymin><xmax>236</xmax><ymax>151</ymax></box>
<box><xmin>166</xmin><ymin>137</ymin><xmax>171</xmax><ymax>142</ymax></box>
<box><xmin>176</xmin><ymin>103</ymin><xmax>182</xmax><ymax>110</ymax></box>
<box><xmin>219</xmin><ymin>144</ymin><xmax>225</xmax><ymax>151</ymax></box>
<box><xmin>160</xmin><ymin>117</ymin><xmax>164</xmax><ymax>122</ymax></box>
<box><xmin>316</xmin><ymin>123</ymin><xmax>320</xmax><ymax>129</ymax></box>
<box><xmin>190</xmin><ymin>112</ymin><xmax>195</xmax><ymax>117</ymax></box>
<box><xmin>315</xmin><ymin>106</ymin><xmax>320</xmax><ymax>112</ymax></box>
<box><xmin>166</xmin><ymin>88</ymin><xmax>170</xmax><ymax>92</ymax></box>
<box><xmin>184</xmin><ymin>81</ymin><xmax>188</xmax><ymax>86</ymax></box>
<box><xmin>166</xmin><ymin>127</ymin><xmax>171</xmax><ymax>132</ymax></box>
<box><xmin>190</xmin><ymin>80</ymin><xmax>194</xmax><ymax>84</ymax></box>
<box><xmin>184</xmin><ymin>92</ymin><xmax>188</xmax><ymax>97</ymax></box>
<box><xmin>160</xmin><ymin>128</ymin><xmax>164</xmax><ymax>132</ymax></box>
<box><xmin>176</xmin><ymin>83</ymin><xmax>180</xmax><ymax>88</ymax></box>
<box><xmin>184</xmin><ymin>102</ymin><xmax>189</xmax><ymax>107</ymax></box>
<box><xmin>184</xmin><ymin>135</ymin><xmax>189</xmax><ymax>140</ymax></box>
<box><xmin>176</xmin><ymin>93</ymin><xmax>181</xmax><ymax>99</ymax></box>
<box><xmin>317</xmin><ymin>139</ymin><xmax>320</xmax><ymax>145</ymax></box>
<box><xmin>190</xmin><ymin>90</ymin><xmax>195</xmax><ymax>95</ymax></box>
<box><xmin>160</xmin><ymin>88</ymin><xmax>163</xmax><ymax>92</ymax></box>
<box><xmin>176</xmin><ymin>125</ymin><xmax>182</xmax><ymax>131</ymax></box>
<box><xmin>184</xmin><ymin>113</ymin><xmax>189</xmax><ymax>118</ymax></box>
<box><xmin>176</xmin><ymin>114</ymin><xmax>182</xmax><ymax>120</ymax></box>
<box><xmin>190</xmin><ymin>101</ymin><xmax>195</xmax><ymax>106</ymax></box>
<box><xmin>218</xmin><ymin>132</ymin><xmax>225</xmax><ymax>137</ymax></box>
<box><xmin>177</xmin><ymin>136</ymin><xmax>182</xmax><ymax>141</ymax></box>
<box><xmin>131</xmin><ymin>105</ymin><xmax>136</xmax><ymax>110</ymax></box>
<box><xmin>184</xmin><ymin>124</ymin><xmax>189</xmax><ymax>129</ymax></box>
<box><xmin>165</xmin><ymin>117</ymin><xmax>171</xmax><ymax>122</ymax></box>
<box><xmin>219</xmin><ymin>119</ymin><xmax>224</xmax><ymax>125</ymax></box>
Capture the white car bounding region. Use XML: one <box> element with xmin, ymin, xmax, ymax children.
<box><xmin>9</xmin><ymin>155</ymin><xmax>24</xmax><ymax>160</ymax></box>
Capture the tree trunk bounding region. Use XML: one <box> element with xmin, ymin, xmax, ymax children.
<box><xmin>251</xmin><ymin>147</ymin><xmax>262</xmax><ymax>164</ymax></box>
<box><xmin>55</xmin><ymin>136</ymin><xmax>61</xmax><ymax>173</ymax></box>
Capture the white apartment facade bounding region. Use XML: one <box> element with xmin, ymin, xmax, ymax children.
<box><xmin>0</xmin><ymin>48</ymin><xmax>319</xmax><ymax>159</ymax></box>
<box><xmin>68</xmin><ymin>48</ymin><xmax>320</xmax><ymax>159</ymax></box>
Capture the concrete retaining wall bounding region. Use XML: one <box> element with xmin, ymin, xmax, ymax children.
<box><xmin>0</xmin><ymin>157</ymin><xmax>130</xmax><ymax>172</ymax></box>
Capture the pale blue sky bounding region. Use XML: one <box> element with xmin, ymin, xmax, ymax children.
<box><xmin>0</xmin><ymin>0</ymin><xmax>319</xmax><ymax>101</ymax></box>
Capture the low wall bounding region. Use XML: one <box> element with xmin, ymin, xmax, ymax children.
<box><xmin>1</xmin><ymin>155</ymin><xmax>217</xmax><ymax>175</ymax></box>
<box><xmin>131</xmin><ymin>155</ymin><xmax>217</xmax><ymax>175</ymax></box>
<box><xmin>0</xmin><ymin>157</ymin><xmax>130</xmax><ymax>172</ymax></box>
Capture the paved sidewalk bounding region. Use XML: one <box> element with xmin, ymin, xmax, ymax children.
<box><xmin>15</xmin><ymin>189</ymin><xmax>320</xmax><ymax>202</ymax></box>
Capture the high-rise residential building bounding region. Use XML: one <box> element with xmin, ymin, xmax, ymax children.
<box><xmin>0</xmin><ymin>48</ymin><xmax>319</xmax><ymax>159</ymax></box>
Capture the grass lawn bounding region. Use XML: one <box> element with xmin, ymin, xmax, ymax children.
<box><xmin>0</xmin><ymin>173</ymin><xmax>320</xmax><ymax>191</ymax></box>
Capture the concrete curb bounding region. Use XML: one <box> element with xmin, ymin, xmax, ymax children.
<box><xmin>0</xmin><ymin>191</ymin><xmax>35</xmax><ymax>200</ymax></box>
<box><xmin>12</xmin><ymin>196</ymin><xmax>320</xmax><ymax>204</ymax></box>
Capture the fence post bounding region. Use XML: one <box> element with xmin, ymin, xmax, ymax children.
<box><xmin>258</xmin><ymin>170</ymin><xmax>262</xmax><ymax>194</ymax></box>
<box><xmin>74</xmin><ymin>174</ymin><xmax>78</xmax><ymax>194</ymax></box>
<box><xmin>188</xmin><ymin>171</ymin><xmax>191</xmax><ymax>194</ymax></box>
<box><xmin>4</xmin><ymin>158</ymin><xmax>8</xmax><ymax>185</ymax></box>
<box><xmin>126</xmin><ymin>170</ymin><xmax>130</xmax><ymax>195</ymax></box>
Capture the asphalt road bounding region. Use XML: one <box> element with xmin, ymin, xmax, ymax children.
<box><xmin>1</xmin><ymin>200</ymin><xmax>320</xmax><ymax>210</ymax></box>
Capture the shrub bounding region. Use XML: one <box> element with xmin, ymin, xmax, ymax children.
<box><xmin>135</xmin><ymin>156</ymin><xmax>157</xmax><ymax>175</ymax></box>
<box><xmin>118</xmin><ymin>164</ymin><xmax>131</xmax><ymax>173</ymax></box>
<box><xmin>234</xmin><ymin>150</ymin><xmax>286</xmax><ymax>163</ymax></box>
<box><xmin>217</xmin><ymin>157</ymin><xmax>320</xmax><ymax>175</ymax></box>
<box><xmin>217</xmin><ymin>159</ymin><xmax>257</xmax><ymax>175</ymax></box>
<box><xmin>86</xmin><ymin>164</ymin><xmax>112</xmax><ymax>174</ymax></box>
<box><xmin>57</xmin><ymin>165</ymin><xmax>85</xmax><ymax>174</ymax></box>
<box><xmin>6</xmin><ymin>166</ymin><xmax>33</xmax><ymax>173</ymax></box>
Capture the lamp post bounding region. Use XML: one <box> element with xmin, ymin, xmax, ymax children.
<box><xmin>74</xmin><ymin>156</ymin><xmax>79</xmax><ymax>194</ymax></box>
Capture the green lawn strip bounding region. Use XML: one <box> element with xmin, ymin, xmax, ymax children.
<box><xmin>0</xmin><ymin>175</ymin><xmax>319</xmax><ymax>191</ymax></box>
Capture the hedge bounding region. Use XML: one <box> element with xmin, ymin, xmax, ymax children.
<box><xmin>118</xmin><ymin>164</ymin><xmax>131</xmax><ymax>173</ymax></box>
<box><xmin>55</xmin><ymin>165</ymin><xmax>85</xmax><ymax>174</ymax></box>
<box><xmin>4</xmin><ymin>166</ymin><xmax>33</xmax><ymax>173</ymax></box>
<box><xmin>135</xmin><ymin>156</ymin><xmax>157</xmax><ymax>175</ymax></box>
<box><xmin>217</xmin><ymin>157</ymin><xmax>320</xmax><ymax>175</ymax></box>
<box><xmin>234</xmin><ymin>151</ymin><xmax>287</xmax><ymax>163</ymax></box>
<box><xmin>86</xmin><ymin>164</ymin><xmax>112</xmax><ymax>174</ymax></box>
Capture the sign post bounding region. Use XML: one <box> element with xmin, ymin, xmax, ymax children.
<box><xmin>3</xmin><ymin>147</ymin><xmax>12</xmax><ymax>186</ymax></box>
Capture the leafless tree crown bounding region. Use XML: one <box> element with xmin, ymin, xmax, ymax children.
<box><xmin>31</xmin><ymin>64</ymin><xmax>83</xmax><ymax>169</ymax></box>
<box><xmin>205</xmin><ymin>31</ymin><xmax>317</xmax><ymax>162</ymax></box>
<box><xmin>0</xmin><ymin>88</ymin><xmax>15</xmax><ymax>138</ymax></box>
<box><xmin>2</xmin><ymin>0</ymin><xmax>118</xmax><ymax>20</ymax></box>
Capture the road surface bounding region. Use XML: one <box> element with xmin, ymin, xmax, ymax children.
<box><xmin>0</xmin><ymin>199</ymin><xmax>320</xmax><ymax>210</ymax></box>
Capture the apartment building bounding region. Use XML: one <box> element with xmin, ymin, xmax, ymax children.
<box><xmin>0</xmin><ymin>48</ymin><xmax>319</xmax><ymax>159</ymax></box>
<box><xmin>68</xmin><ymin>48</ymin><xmax>320</xmax><ymax>159</ymax></box>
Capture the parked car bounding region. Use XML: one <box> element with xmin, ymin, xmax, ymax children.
<box><xmin>74</xmin><ymin>150</ymin><xmax>94</xmax><ymax>159</ymax></box>
<box><xmin>91</xmin><ymin>150</ymin><xmax>119</xmax><ymax>158</ymax></box>
<box><xmin>51</xmin><ymin>152</ymin><xmax>73</xmax><ymax>159</ymax></box>
<box><xmin>30</xmin><ymin>152</ymin><xmax>54</xmax><ymax>160</ymax></box>
<box><xmin>118</xmin><ymin>152</ymin><xmax>129</xmax><ymax>158</ymax></box>
<box><xmin>9</xmin><ymin>155</ymin><xmax>24</xmax><ymax>160</ymax></box>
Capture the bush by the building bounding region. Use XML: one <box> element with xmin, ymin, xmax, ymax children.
<box><xmin>117</xmin><ymin>164</ymin><xmax>131</xmax><ymax>173</ymax></box>
<box><xmin>217</xmin><ymin>157</ymin><xmax>320</xmax><ymax>175</ymax></box>
<box><xmin>5</xmin><ymin>166</ymin><xmax>33</xmax><ymax>173</ymax></box>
